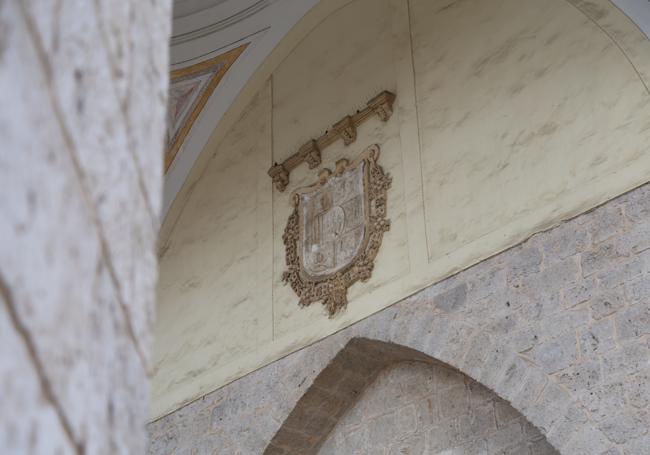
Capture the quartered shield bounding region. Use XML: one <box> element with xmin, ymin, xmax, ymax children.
<box><xmin>298</xmin><ymin>161</ymin><xmax>368</xmax><ymax>280</ymax></box>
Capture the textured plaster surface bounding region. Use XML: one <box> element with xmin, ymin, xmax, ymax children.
<box><xmin>150</xmin><ymin>182</ymin><xmax>650</xmax><ymax>454</ymax></box>
<box><xmin>0</xmin><ymin>0</ymin><xmax>171</xmax><ymax>453</ymax></box>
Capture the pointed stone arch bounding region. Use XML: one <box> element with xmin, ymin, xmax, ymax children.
<box><xmin>263</xmin><ymin>339</ymin><xmax>431</xmax><ymax>453</ymax></box>
<box><xmin>264</xmin><ymin>332</ymin><xmax>608</xmax><ymax>454</ymax></box>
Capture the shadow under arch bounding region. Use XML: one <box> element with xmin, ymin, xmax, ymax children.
<box><xmin>264</xmin><ymin>337</ymin><xmax>556</xmax><ymax>454</ymax></box>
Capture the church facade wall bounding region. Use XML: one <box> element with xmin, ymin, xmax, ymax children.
<box><xmin>150</xmin><ymin>182</ymin><xmax>650</xmax><ymax>454</ymax></box>
<box><xmin>154</xmin><ymin>0</ymin><xmax>650</xmax><ymax>421</ymax></box>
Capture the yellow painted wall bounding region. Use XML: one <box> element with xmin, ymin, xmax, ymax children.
<box><xmin>152</xmin><ymin>0</ymin><xmax>650</xmax><ymax>419</ymax></box>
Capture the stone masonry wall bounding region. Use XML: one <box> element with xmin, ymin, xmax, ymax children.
<box><xmin>318</xmin><ymin>361</ymin><xmax>557</xmax><ymax>455</ymax></box>
<box><xmin>0</xmin><ymin>0</ymin><xmax>171</xmax><ymax>454</ymax></box>
<box><xmin>149</xmin><ymin>182</ymin><xmax>650</xmax><ymax>454</ymax></box>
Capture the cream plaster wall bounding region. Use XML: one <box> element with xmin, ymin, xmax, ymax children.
<box><xmin>153</xmin><ymin>0</ymin><xmax>650</xmax><ymax>420</ymax></box>
<box><xmin>156</xmin><ymin>81</ymin><xmax>273</xmax><ymax>398</ymax></box>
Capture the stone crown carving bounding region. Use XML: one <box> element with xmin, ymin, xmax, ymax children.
<box><xmin>268</xmin><ymin>90</ymin><xmax>396</xmax><ymax>192</ymax></box>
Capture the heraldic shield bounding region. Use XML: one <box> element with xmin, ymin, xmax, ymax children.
<box><xmin>282</xmin><ymin>144</ymin><xmax>391</xmax><ymax>316</ymax></box>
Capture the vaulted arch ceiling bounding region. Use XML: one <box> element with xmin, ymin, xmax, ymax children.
<box><xmin>164</xmin><ymin>0</ymin><xmax>650</xmax><ymax>219</ymax></box>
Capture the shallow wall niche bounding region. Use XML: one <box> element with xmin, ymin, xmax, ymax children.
<box><xmin>265</xmin><ymin>338</ymin><xmax>557</xmax><ymax>454</ymax></box>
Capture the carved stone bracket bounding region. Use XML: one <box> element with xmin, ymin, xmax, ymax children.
<box><xmin>300</xmin><ymin>139</ymin><xmax>322</xmax><ymax>169</ymax></box>
<box><xmin>268</xmin><ymin>164</ymin><xmax>289</xmax><ymax>192</ymax></box>
<box><xmin>268</xmin><ymin>90</ymin><xmax>396</xmax><ymax>191</ymax></box>
<box><xmin>333</xmin><ymin>115</ymin><xmax>357</xmax><ymax>145</ymax></box>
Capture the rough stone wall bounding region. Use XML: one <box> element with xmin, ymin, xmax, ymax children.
<box><xmin>0</xmin><ymin>0</ymin><xmax>171</xmax><ymax>454</ymax></box>
<box><xmin>149</xmin><ymin>182</ymin><xmax>650</xmax><ymax>454</ymax></box>
<box><xmin>318</xmin><ymin>361</ymin><xmax>557</xmax><ymax>455</ymax></box>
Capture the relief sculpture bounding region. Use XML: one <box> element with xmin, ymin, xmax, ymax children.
<box><xmin>282</xmin><ymin>144</ymin><xmax>391</xmax><ymax>316</ymax></box>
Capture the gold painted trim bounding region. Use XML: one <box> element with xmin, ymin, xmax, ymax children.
<box><xmin>165</xmin><ymin>44</ymin><xmax>248</xmax><ymax>172</ymax></box>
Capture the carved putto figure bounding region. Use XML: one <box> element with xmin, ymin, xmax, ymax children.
<box><xmin>282</xmin><ymin>144</ymin><xmax>391</xmax><ymax>316</ymax></box>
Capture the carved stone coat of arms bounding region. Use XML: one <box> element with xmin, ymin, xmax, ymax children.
<box><xmin>282</xmin><ymin>144</ymin><xmax>391</xmax><ymax>316</ymax></box>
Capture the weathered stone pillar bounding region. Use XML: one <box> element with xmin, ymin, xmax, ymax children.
<box><xmin>0</xmin><ymin>1</ymin><xmax>171</xmax><ymax>453</ymax></box>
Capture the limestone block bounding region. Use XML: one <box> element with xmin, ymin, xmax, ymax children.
<box><xmin>555</xmin><ymin>361</ymin><xmax>601</xmax><ymax>396</ymax></box>
<box><xmin>506</xmin><ymin>245</ymin><xmax>543</xmax><ymax>282</ymax></box>
<box><xmin>602</xmin><ymin>258</ymin><xmax>644</xmax><ymax>290</ymax></box>
<box><xmin>528</xmin><ymin>331</ymin><xmax>578</xmax><ymax>374</ymax></box>
<box><xmin>580</xmin><ymin>378</ymin><xmax>627</xmax><ymax>422</ymax></box>
<box><xmin>622</xmin><ymin>433</ymin><xmax>650</xmax><ymax>455</ymax></box>
<box><xmin>581</xmin><ymin>239</ymin><xmax>632</xmax><ymax>277</ymax></box>
<box><xmin>591</xmin><ymin>288</ymin><xmax>627</xmax><ymax>320</ymax></box>
<box><xmin>598</xmin><ymin>412</ymin><xmax>648</xmax><ymax>445</ymax></box>
<box><xmin>532</xmin><ymin>219</ymin><xmax>590</xmax><ymax>264</ymax></box>
<box><xmin>578</xmin><ymin>319</ymin><xmax>616</xmax><ymax>358</ymax></box>
<box><xmin>624</xmin><ymin>273</ymin><xmax>650</xmax><ymax>305</ymax></box>
<box><xmin>564</xmin><ymin>276</ymin><xmax>600</xmax><ymax>309</ymax></box>
<box><xmin>518</xmin><ymin>257</ymin><xmax>581</xmax><ymax>299</ymax></box>
<box><xmin>545</xmin><ymin>405</ymin><xmax>589</xmax><ymax>449</ymax></box>
<box><xmin>559</xmin><ymin>425</ymin><xmax>611</xmax><ymax>455</ymax></box>
<box><xmin>433</xmin><ymin>283</ymin><xmax>468</xmax><ymax>312</ymax></box>
<box><xmin>602</xmin><ymin>343</ymin><xmax>650</xmax><ymax>377</ymax></box>
<box><xmin>539</xmin><ymin>307</ymin><xmax>589</xmax><ymax>340</ymax></box>
<box><xmin>624</xmin><ymin>369</ymin><xmax>650</xmax><ymax>409</ymax></box>
<box><xmin>621</xmin><ymin>184</ymin><xmax>650</xmax><ymax>223</ymax></box>
<box><xmin>590</xmin><ymin>205</ymin><xmax>627</xmax><ymax>244</ymax></box>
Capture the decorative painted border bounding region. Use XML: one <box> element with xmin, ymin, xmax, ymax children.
<box><xmin>166</xmin><ymin>44</ymin><xmax>248</xmax><ymax>172</ymax></box>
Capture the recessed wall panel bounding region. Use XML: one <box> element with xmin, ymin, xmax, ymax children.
<box><xmin>410</xmin><ymin>0</ymin><xmax>650</xmax><ymax>261</ymax></box>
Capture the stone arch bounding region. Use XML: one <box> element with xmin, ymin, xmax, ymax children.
<box><xmin>265</xmin><ymin>333</ymin><xmax>609</xmax><ymax>454</ymax></box>
<box><xmin>264</xmin><ymin>339</ymin><xmax>431</xmax><ymax>453</ymax></box>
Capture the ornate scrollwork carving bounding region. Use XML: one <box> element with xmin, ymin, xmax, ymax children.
<box><xmin>281</xmin><ymin>144</ymin><xmax>391</xmax><ymax>316</ymax></box>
